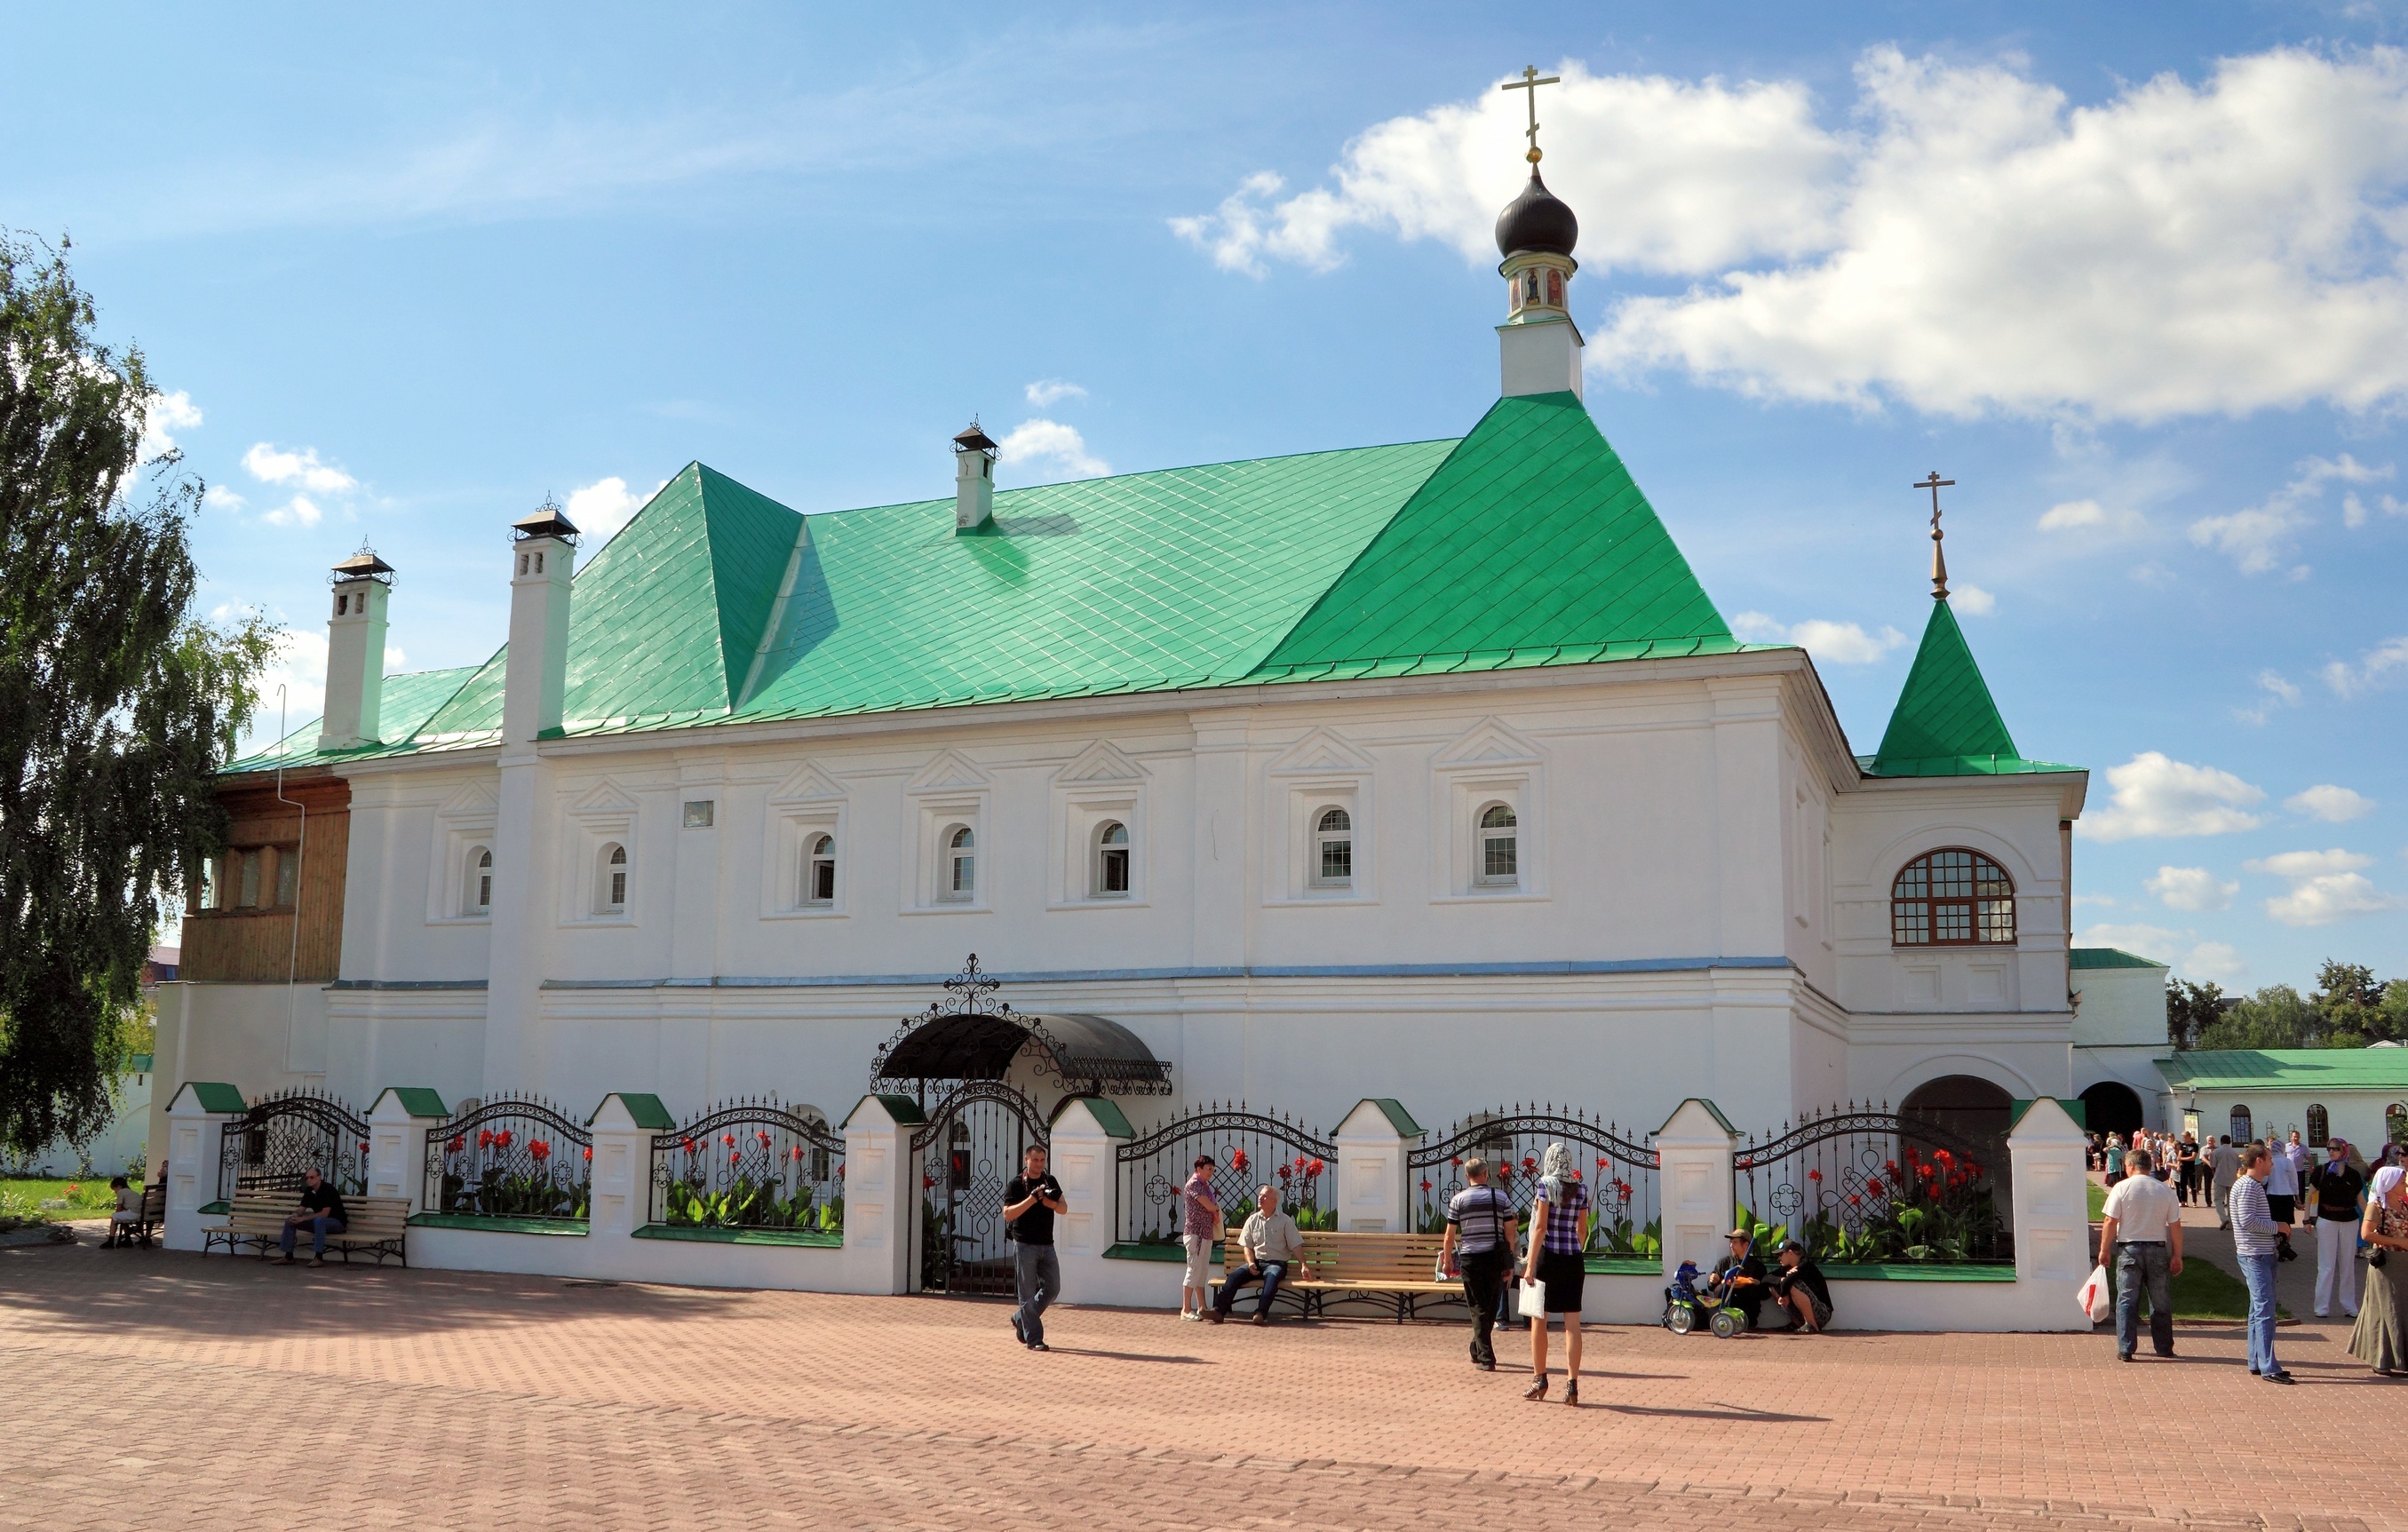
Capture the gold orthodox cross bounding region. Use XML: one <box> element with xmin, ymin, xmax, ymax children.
<box><xmin>1914</xmin><ymin>471</ymin><xmax>1955</xmax><ymax>599</ymax></box>
<box><xmin>1502</xmin><ymin>66</ymin><xmax>1561</xmax><ymax>164</ymax></box>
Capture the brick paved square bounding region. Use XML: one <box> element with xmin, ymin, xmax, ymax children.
<box><xmin>4</xmin><ymin>1229</ymin><xmax>2402</xmax><ymax>1532</ymax></box>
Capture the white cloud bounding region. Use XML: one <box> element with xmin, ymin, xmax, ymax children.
<box><xmin>242</xmin><ymin>628</ymin><xmax>328</xmax><ymax>751</ymax></box>
<box><xmin>2038</xmin><ymin>498</ymin><xmax>2150</xmax><ymax>537</ymax></box>
<box><xmin>2148</xmin><ymin>865</ymin><xmax>2237</xmax><ymax>912</ymax></box>
<box><xmin>384</xmin><ymin>646</ymin><xmax>407</xmax><ymax>671</ymax></box>
<box><xmin>2236</xmin><ymin>670</ymin><xmax>2302</xmax><ymax>726</ymax></box>
<box><xmin>2263</xmin><ymin>873</ymin><xmax>2404</xmax><ymax>926</ymax></box>
<box><xmin>1191</xmin><ymin>48</ymin><xmax>2408</xmax><ymax>423</ymax></box>
<box><xmin>2071</xmin><ymin>893</ymin><xmax>2118</xmax><ymax>910</ymax></box>
<box><xmin>203</xmin><ymin>483</ymin><xmax>248</xmax><ymax>514</ymax></box>
<box><xmin>2245</xmin><ymin>847</ymin><xmax>2374</xmax><ymax>878</ymax></box>
<box><xmin>997</xmin><ymin>419</ymin><xmax>1109</xmax><ymax>480</ymax></box>
<box><xmin>564</xmin><ymin>476</ymin><xmax>665</xmax><ymax>546</ymax></box>
<box><xmin>2288</xmin><ymin>783</ymin><xmax>2375</xmax><ymax>822</ymax></box>
<box><xmin>2189</xmin><ymin>454</ymin><xmax>2391</xmax><ymax>575</ymax></box>
<box><xmin>259</xmin><ymin>495</ymin><xmax>324</xmax><ymax>528</ymax></box>
<box><xmin>1023</xmin><ymin>379</ymin><xmax>1087</xmax><ymax>408</ymax></box>
<box><xmin>2182</xmin><ymin>942</ymin><xmax>2250</xmax><ymax>987</ymax></box>
<box><xmin>2078</xmin><ymin>751</ymin><xmax>2268</xmax><ymax>841</ymax></box>
<box><xmin>1951</xmin><ymin>584</ymin><xmax>1996</xmax><ymax>616</ymax></box>
<box><xmin>2323</xmin><ymin>635</ymin><xmax>2408</xmax><ymax>697</ymax></box>
<box><xmin>243</xmin><ymin>442</ymin><xmax>357</xmax><ymax>495</ymax></box>
<box><xmin>138</xmin><ymin>390</ymin><xmax>202</xmax><ymax>462</ymax></box>
<box><xmin>1729</xmin><ymin>611</ymin><xmax>1905</xmax><ymax>664</ymax></box>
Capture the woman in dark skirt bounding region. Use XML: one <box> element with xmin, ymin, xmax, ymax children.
<box><xmin>2351</xmin><ymin>1165</ymin><xmax>2408</xmax><ymax>1376</ymax></box>
<box><xmin>1521</xmin><ymin>1142</ymin><xmax>1592</xmax><ymax>1406</ymax></box>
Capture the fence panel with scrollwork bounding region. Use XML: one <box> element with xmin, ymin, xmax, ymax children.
<box><xmin>650</xmin><ymin>1098</ymin><xmax>844</xmax><ymax>1235</ymax></box>
<box><xmin>424</xmin><ymin>1096</ymin><xmax>593</xmax><ymax>1220</ymax></box>
<box><xmin>220</xmin><ymin>1089</ymin><xmax>370</xmax><ymax>1203</ymax></box>
<box><xmin>1115</xmin><ymin>1105</ymin><xmax>1339</xmax><ymax>1245</ymax></box>
<box><xmin>1734</xmin><ymin>1107</ymin><xmax>2011</xmax><ymax>1263</ymax></box>
<box><xmin>1406</xmin><ymin>1107</ymin><xmax>1660</xmax><ymax>1260</ymax></box>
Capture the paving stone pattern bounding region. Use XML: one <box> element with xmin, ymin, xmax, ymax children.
<box><xmin>2</xmin><ymin>1227</ymin><xmax>2400</xmax><ymax>1532</ymax></box>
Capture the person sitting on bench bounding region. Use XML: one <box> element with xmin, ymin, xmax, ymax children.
<box><xmin>1706</xmin><ymin>1228</ymin><xmax>1769</xmax><ymax>1330</ymax></box>
<box><xmin>105</xmin><ymin>1177</ymin><xmax>139</xmax><ymax>1248</ymax></box>
<box><xmin>1211</xmin><ymin>1184</ymin><xmax>1303</xmax><ymax>1325</ymax></box>
<box><xmin>276</xmin><ymin>1167</ymin><xmax>348</xmax><ymax>1266</ymax></box>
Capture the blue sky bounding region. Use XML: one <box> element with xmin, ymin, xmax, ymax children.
<box><xmin>7</xmin><ymin>3</ymin><xmax>2404</xmax><ymax>988</ymax></box>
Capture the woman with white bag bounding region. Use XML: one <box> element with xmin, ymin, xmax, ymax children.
<box><xmin>1521</xmin><ymin>1142</ymin><xmax>1592</xmax><ymax>1405</ymax></box>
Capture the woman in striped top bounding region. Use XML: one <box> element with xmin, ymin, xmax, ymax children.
<box><xmin>1521</xmin><ymin>1141</ymin><xmax>1592</xmax><ymax>1405</ymax></box>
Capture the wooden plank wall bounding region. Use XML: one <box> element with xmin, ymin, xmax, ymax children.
<box><xmin>181</xmin><ymin>770</ymin><xmax>352</xmax><ymax>982</ymax></box>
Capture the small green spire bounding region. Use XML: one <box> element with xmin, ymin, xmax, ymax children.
<box><xmin>1870</xmin><ymin>598</ymin><xmax>2018</xmax><ymax>774</ymax></box>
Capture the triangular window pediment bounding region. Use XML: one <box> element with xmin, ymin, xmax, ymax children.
<box><xmin>568</xmin><ymin>778</ymin><xmax>640</xmax><ymax>817</ymax></box>
<box><xmin>905</xmin><ymin>749</ymin><xmax>989</xmax><ymax>794</ymax></box>
<box><xmin>1268</xmin><ymin>726</ymin><xmax>1372</xmax><ymax>775</ymax></box>
<box><xmin>1433</xmin><ymin>717</ymin><xmax>1544</xmax><ymax>770</ymax></box>
<box><xmin>1055</xmin><ymin>741</ymin><xmax>1145</xmax><ymax>785</ymax></box>
<box><xmin>768</xmin><ymin>761</ymin><xmax>846</xmax><ymax>804</ymax></box>
<box><xmin>436</xmin><ymin>775</ymin><xmax>500</xmax><ymax>819</ymax></box>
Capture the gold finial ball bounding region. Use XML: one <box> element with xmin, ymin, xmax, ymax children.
<box><xmin>1526</xmin><ymin>147</ymin><xmax>1542</xmax><ymax>163</ymax></box>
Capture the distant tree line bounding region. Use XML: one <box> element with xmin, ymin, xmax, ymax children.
<box><xmin>2168</xmin><ymin>961</ymin><xmax>2408</xmax><ymax>1052</ymax></box>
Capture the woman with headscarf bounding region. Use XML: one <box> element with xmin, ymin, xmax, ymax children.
<box><xmin>1519</xmin><ymin>1141</ymin><xmax>1591</xmax><ymax>1405</ymax></box>
<box><xmin>2349</xmin><ymin>1164</ymin><xmax>2408</xmax><ymax>1376</ymax></box>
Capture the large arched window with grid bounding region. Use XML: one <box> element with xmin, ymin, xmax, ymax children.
<box><xmin>1890</xmin><ymin>848</ymin><xmax>2015</xmax><ymax>947</ymax></box>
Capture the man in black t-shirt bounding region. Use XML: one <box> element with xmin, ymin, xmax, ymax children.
<box><xmin>1002</xmin><ymin>1146</ymin><xmax>1065</xmax><ymax>1350</ymax></box>
<box><xmin>1770</xmin><ymin>1240</ymin><xmax>1833</xmax><ymax>1333</ymax></box>
<box><xmin>1707</xmin><ymin>1229</ymin><xmax>1770</xmax><ymax>1329</ymax></box>
<box><xmin>277</xmin><ymin>1167</ymin><xmax>348</xmax><ymax>1266</ymax></box>
<box><xmin>2307</xmin><ymin>1142</ymin><xmax>2366</xmax><ymax>1320</ymax></box>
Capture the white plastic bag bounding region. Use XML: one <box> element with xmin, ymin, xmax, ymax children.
<box><xmin>1517</xmin><ymin>1276</ymin><xmax>1549</xmax><ymax>1320</ymax></box>
<box><xmin>2078</xmin><ymin>1263</ymin><xmax>2111</xmax><ymax>1324</ymax></box>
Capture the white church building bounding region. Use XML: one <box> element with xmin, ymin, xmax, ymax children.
<box><xmin>154</xmin><ymin>148</ymin><xmax>2144</xmax><ymax>1272</ymax></box>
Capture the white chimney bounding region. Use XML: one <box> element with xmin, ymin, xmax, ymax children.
<box><xmin>953</xmin><ymin>421</ymin><xmax>997</xmax><ymax>533</ymax></box>
<box><xmin>317</xmin><ymin>547</ymin><xmax>394</xmax><ymax>750</ymax></box>
<box><xmin>502</xmin><ymin>501</ymin><xmax>579</xmax><ymax>745</ymax></box>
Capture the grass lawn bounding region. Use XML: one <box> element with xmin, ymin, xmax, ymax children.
<box><xmin>0</xmin><ymin>1178</ymin><xmax>119</xmax><ymax>1223</ymax></box>
<box><xmin>2088</xmin><ymin>1180</ymin><xmax>2106</xmax><ymax>1221</ymax></box>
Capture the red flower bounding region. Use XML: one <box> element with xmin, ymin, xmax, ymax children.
<box><xmin>729</xmin><ymin>1150</ymin><xmax>741</xmax><ymax>1165</ymax></box>
<box><xmin>478</xmin><ymin>1129</ymin><xmax>495</xmax><ymax>1149</ymax></box>
<box><xmin>1229</xmin><ymin>1148</ymin><xmax>1248</xmax><ymax>1172</ymax></box>
<box><xmin>1614</xmin><ymin>1180</ymin><xmax>1632</xmax><ymax>1202</ymax></box>
<box><xmin>494</xmin><ymin>1130</ymin><xmax>513</xmax><ymax>1150</ymax></box>
<box><xmin>1808</xmin><ymin>1170</ymin><xmax>1822</xmax><ymax>1182</ymax></box>
<box><xmin>1496</xmin><ymin>1163</ymin><xmax>1513</xmax><ymax>1181</ymax></box>
<box><xmin>722</xmin><ymin>1132</ymin><xmax>735</xmax><ymax>1147</ymax></box>
<box><xmin>791</xmin><ymin>1145</ymin><xmax>804</xmax><ymax>1161</ymax></box>
<box><xmin>1848</xmin><ymin>1194</ymin><xmax>1862</xmax><ymax>1206</ymax></box>
<box><xmin>359</xmin><ymin>1140</ymin><xmax>370</xmax><ymax>1155</ymax></box>
<box><xmin>758</xmin><ymin>1130</ymin><xmax>772</xmax><ymax>1146</ymax></box>
<box><xmin>1419</xmin><ymin>1179</ymin><xmax>1433</xmax><ymax>1194</ymax></box>
<box><xmin>922</xmin><ymin>1173</ymin><xmax>934</xmax><ymax>1189</ymax></box>
<box><xmin>1294</xmin><ymin>1155</ymin><xmax>1308</xmax><ymax>1171</ymax></box>
<box><xmin>1307</xmin><ymin>1158</ymin><xmax>1324</xmax><ymax>1178</ymax></box>
<box><xmin>582</xmin><ymin>1146</ymin><xmax>592</xmax><ymax>1163</ymax></box>
<box><xmin>1449</xmin><ymin>1155</ymin><xmax>1461</xmax><ymax>1167</ymax></box>
<box><xmin>1736</xmin><ymin>1157</ymin><xmax>1754</xmax><ymax>1171</ymax></box>
<box><xmin>1866</xmin><ymin>1178</ymin><xmax>1883</xmax><ymax>1197</ymax></box>
<box><xmin>1597</xmin><ymin>1157</ymin><xmax>1609</xmax><ymax>1170</ymax></box>
<box><xmin>529</xmin><ymin>1140</ymin><xmax>552</xmax><ymax>1162</ymax></box>
<box><xmin>1884</xmin><ymin>1160</ymin><xmax>1899</xmax><ymax>1173</ymax></box>
<box><xmin>446</xmin><ymin>1135</ymin><xmax>465</xmax><ymax>1154</ymax></box>
<box><xmin>836</xmin><ymin>1163</ymin><xmax>846</xmax><ymax>1178</ymax></box>
<box><xmin>1277</xmin><ymin>1165</ymin><xmax>1293</xmax><ymax>1180</ymax></box>
<box><xmin>1522</xmin><ymin>1155</ymin><xmax>1537</xmax><ymax>1171</ymax></box>
<box><xmin>683</xmin><ymin>1139</ymin><xmax>698</xmax><ymax>1155</ymax></box>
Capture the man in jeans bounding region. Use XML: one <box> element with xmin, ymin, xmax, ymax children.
<box><xmin>2097</xmin><ymin>1145</ymin><xmax>2182</xmax><ymax>1360</ymax></box>
<box><xmin>1211</xmin><ymin>1184</ymin><xmax>1303</xmax><ymax>1324</ymax></box>
<box><xmin>1002</xmin><ymin>1145</ymin><xmax>1064</xmax><ymax>1352</ymax></box>
<box><xmin>276</xmin><ymin>1166</ymin><xmax>348</xmax><ymax>1266</ymax></box>
<box><xmin>1439</xmin><ymin>1155</ymin><xmax>1519</xmax><ymax>1370</ymax></box>
<box><xmin>2230</xmin><ymin>1143</ymin><xmax>2293</xmax><ymax>1382</ymax></box>
<box><xmin>2209</xmin><ymin>1136</ymin><xmax>2241</xmax><ymax>1227</ymax></box>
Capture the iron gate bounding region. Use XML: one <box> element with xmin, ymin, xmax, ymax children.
<box><xmin>910</xmin><ymin>1081</ymin><xmax>1049</xmax><ymax>1296</ymax></box>
<box><xmin>1407</xmin><ymin>1107</ymin><xmax>1661</xmax><ymax>1258</ymax></box>
<box><xmin>219</xmin><ymin>1089</ymin><xmax>371</xmax><ymax>1203</ymax></box>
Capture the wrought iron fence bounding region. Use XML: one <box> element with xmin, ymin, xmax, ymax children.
<box><xmin>1406</xmin><ymin>1107</ymin><xmax>1660</xmax><ymax>1259</ymax></box>
<box><xmin>651</xmin><ymin>1097</ymin><xmax>844</xmax><ymax>1235</ymax></box>
<box><xmin>911</xmin><ymin>1080</ymin><xmax>1049</xmax><ymax>1293</ymax></box>
<box><xmin>424</xmin><ymin>1096</ymin><xmax>593</xmax><ymax>1221</ymax></box>
<box><xmin>1115</xmin><ymin>1103</ymin><xmax>1340</xmax><ymax>1246</ymax></box>
<box><xmin>1733</xmin><ymin>1105</ymin><xmax>2011</xmax><ymax>1263</ymax></box>
<box><xmin>219</xmin><ymin>1089</ymin><xmax>370</xmax><ymax>1202</ymax></box>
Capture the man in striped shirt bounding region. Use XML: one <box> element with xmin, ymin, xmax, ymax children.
<box><xmin>1440</xmin><ymin>1157</ymin><xmax>1520</xmax><ymax>1372</ymax></box>
<box><xmin>2229</xmin><ymin>1144</ymin><xmax>2293</xmax><ymax>1383</ymax></box>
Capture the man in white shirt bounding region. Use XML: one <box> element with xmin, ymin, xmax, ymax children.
<box><xmin>2098</xmin><ymin>1145</ymin><xmax>2184</xmax><ymax>1361</ymax></box>
<box><xmin>2264</xmin><ymin>1135</ymin><xmax>2301</xmax><ymax>1262</ymax></box>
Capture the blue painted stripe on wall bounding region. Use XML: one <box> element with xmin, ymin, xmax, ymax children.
<box><xmin>333</xmin><ymin>957</ymin><xmax>1796</xmax><ymax>993</ymax></box>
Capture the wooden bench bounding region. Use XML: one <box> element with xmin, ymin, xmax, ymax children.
<box><xmin>203</xmin><ymin>1191</ymin><xmax>409</xmax><ymax>1266</ymax></box>
<box><xmin>106</xmin><ymin>1185</ymin><xmax>165</xmax><ymax>1249</ymax></box>
<box><xmin>1215</xmin><ymin>1230</ymin><xmax>1468</xmax><ymax>1322</ymax></box>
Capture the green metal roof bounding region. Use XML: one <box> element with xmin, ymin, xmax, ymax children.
<box><xmin>2070</xmin><ymin>948</ymin><xmax>2169</xmax><ymax>972</ymax></box>
<box><xmin>217</xmin><ymin>396</ymin><xmax>1752</xmax><ymax>767</ymax></box>
<box><xmin>1865</xmin><ymin>598</ymin><xmax>2075</xmax><ymax>778</ymax></box>
<box><xmin>2158</xmin><ymin>1050</ymin><xmax>2408</xmax><ymax>1092</ymax></box>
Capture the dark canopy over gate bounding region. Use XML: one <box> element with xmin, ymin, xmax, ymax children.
<box><xmin>870</xmin><ymin>954</ymin><xmax>1172</xmax><ymax>1098</ymax></box>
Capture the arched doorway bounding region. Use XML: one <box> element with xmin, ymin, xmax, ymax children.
<box><xmin>2078</xmin><ymin>1081</ymin><xmax>2145</xmax><ymax>1138</ymax></box>
<box><xmin>1902</xmin><ymin>1074</ymin><xmax>2015</xmax><ymax>1182</ymax></box>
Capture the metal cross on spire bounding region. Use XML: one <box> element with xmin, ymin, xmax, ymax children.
<box><xmin>1502</xmin><ymin>66</ymin><xmax>1561</xmax><ymax>165</ymax></box>
<box><xmin>1913</xmin><ymin>470</ymin><xmax>1955</xmax><ymax>599</ymax></box>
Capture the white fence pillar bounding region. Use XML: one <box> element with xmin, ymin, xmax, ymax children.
<box><xmin>588</xmin><ymin>1092</ymin><xmax>674</xmax><ymax>1243</ymax></box>
<box><xmin>1332</xmin><ymin>1099</ymin><xmax>1419</xmax><ymax>1233</ymax></box>
<box><xmin>366</xmin><ymin>1088</ymin><xmax>450</xmax><ymax>1211</ymax></box>
<box><xmin>1655</xmin><ymin>1098</ymin><xmax>1738</xmax><ymax>1280</ymax></box>
<box><xmin>837</xmin><ymin>1094</ymin><xmax>919</xmax><ymax>1295</ymax></box>
<box><xmin>2007</xmin><ymin>1096</ymin><xmax>2092</xmax><ymax>1330</ymax></box>
<box><xmin>163</xmin><ymin>1081</ymin><xmax>245</xmax><ymax>1251</ymax></box>
<box><xmin>1048</xmin><ymin>1096</ymin><xmax>1134</xmax><ymax>1306</ymax></box>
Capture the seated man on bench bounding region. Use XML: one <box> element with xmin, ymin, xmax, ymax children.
<box><xmin>276</xmin><ymin>1167</ymin><xmax>348</xmax><ymax>1266</ymax></box>
<box><xmin>1212</xmin><ymin>1183</ymin><xmax>1304</xmax><ymax>1325</ymax></box>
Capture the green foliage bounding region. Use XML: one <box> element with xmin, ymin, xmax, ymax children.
<box><xmin>437</xmin><ymin>1168</ymin><xmax>586</xmax><ymax>1220</ymax></box>
<box><xmin>0</xmin><ymin>234</ymin><xmax>278</xmax><ymax>1158</ymax></box>
<box><xmin>662</xmin><ymin>1172</ymin><xmax>831</xmax><ymax>1232</ymax></box>
<box><xmin>1</xmin><ymin>1177</ymin><xmax>115</xmax><ymax>1222</ymax></box>
<box><xmin>1586</xmin><ymin>1213</ymin><xmax>1661</xmax><ymax>1259</ymax></box>
<box><xmin>1741</xmin><ymin>1147</ymin><xmax>2006</xmax><ymax>1264</ymax></box>
<box><xmin>2188</xmin><ymin>962</ymin><xmax>2407</xmax><ymax>1051</ymax></box>
<box><xmin>2166</xmin><ymin>979</ymin><xmax>2225</xmax><ymax>1050</ymax></box>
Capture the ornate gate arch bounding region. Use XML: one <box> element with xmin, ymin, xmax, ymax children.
<box><xmin>910</xmin><ymin>1080</ymin><xmax>1049</xmax><ymax>1296</ymax></box>
<box><xmin>219</xmin><ymin>1089</ymin><xmax>371</xmax><ymax>1203</ymax></box>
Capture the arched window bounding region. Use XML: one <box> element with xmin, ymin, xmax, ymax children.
<box><xmin>1891</xmin><ymin>849</ymin><xmax>2015</xmax><ymax>946</ymax></box>
<box><xmin>942</xmin><ymin>825</ymin><xmax>975</xmax><ymax>901</ymax></box>
<box><xmin>600</xmin><ymin>843</ymin><xmax>627</xmax><ymax>913</ymax></box>
<box><xmin>805</xmin><ymin>834</ymin><xmax>837</xmax><ymax>905</ymax></box>
<box><xmin>468</xmin><ymin>847</ymin><xmax>493</xmax><ymax>915</ymax></box>
<box><xmin>1093</xmin><ymin>821</ymin><xmax>1130</xmax><ymax>897</ymax></box>
<box><xmin>1311</xmin><ymin>807</ymin><xmax>1353</xmax><ymax>888</ymax></box>
<box><xmin>1545</xmin><ymin>268</ymin><xmax>1562</xmax><ymax>306</ymax></box>
<box><xmin>2229</xmin><ymin>1104</ymin><xmax>2253</xmax><ymax>1144</ymax></box>
<box><xmin>1477</xmin><ymin>803</ymin><xmax>1518</xmax><ymax>886</ymax></box>
<box><xmin>2305</xmin><ymin>1103</ymin><xmax>2330</xmax><ymax>1147</ymax></box>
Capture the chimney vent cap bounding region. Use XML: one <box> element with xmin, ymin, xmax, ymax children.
<box><xmin>330</xmin><ymin>545</ymin><xmax>397</xmax><ymax>585</ymax></box>
<box><xmin>513</xmin><ymin>497</ymin><xmax>582</xmax><ymax>543</ymax></box>
<box><xmin>952</xmin><ymin>421</ymin><xmax>1000</xmax><ymax>455</ymax></box>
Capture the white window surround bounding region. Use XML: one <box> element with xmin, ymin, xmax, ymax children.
<box><xmin>427</xmin><ymin>787</ymin><xmax>500</xmax><ymax>925</ymax></box>
<box><xmin>906</xmin><ymin>796</ymin><xmax>989</xmax><ymax>914</ymax></box>
<box><xmin>1050</xmin><ymin>778</ymin><xmax>1146</xmax><ymax>910</ymax></box>
<box><xmin>1428</xmin><ymin>720</ymin><xmax>1546</xmax><ymax>903</ymax></box>
<box><xmin>761</xmin><ymin>781</ymin><xmax>847</xmax><ymax>920</ymax></box>
<box><xmin>1268</xmin><ymin>779</ymin><xmax>1374</xmax><ymax>905</ymax></box>
<box><xmin>560</xmin><ymin>782</ymin><xmax>639</xmax><ymax>928</ymax></box>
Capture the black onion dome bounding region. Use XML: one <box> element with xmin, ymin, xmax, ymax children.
<box><xmin>1494</xmin><ymin>170</ymin><xmax>1578</xmax><ymax>258</ymax></box>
